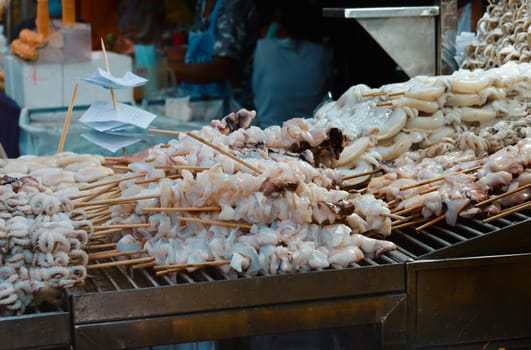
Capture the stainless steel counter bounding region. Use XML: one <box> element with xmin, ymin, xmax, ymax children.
<box><xmin>323</xmin><ymin>1</ymin><xmax>458</xmax><ymax>77</ymax></box>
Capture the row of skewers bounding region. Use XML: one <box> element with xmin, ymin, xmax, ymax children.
<box><xmin>69</xmin><ymin>122</ymin><xmax>530</xmax><ymax>277</ymax></box>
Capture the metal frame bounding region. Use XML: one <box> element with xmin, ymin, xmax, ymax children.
<box><xmin>407</xmin><ymin>253</ymin><xmax>531</xmax><ymax>349</ymax></box>
<box><xmin>74</xmin><ymin>294</ymin><xmax>407</xmax><ymax>350</ymax></box>
<box><xmin>323</xmin><ymin>0</ymin><xmax>458</xmax><ymax>77</ymax></box>
<box><xmin>70</xmin><ymin>264</ymin><xmax>407</xmax><ymax>349</ymax></box>
<box><xmin>0</xmin><ymin>310</ymin><xmax>70</xmax><ymax>350</ymax></box>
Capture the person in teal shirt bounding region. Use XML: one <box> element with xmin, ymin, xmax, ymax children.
<box><xmin>252</xmin><ymin>0</ymin><xmax>333</xmax><ymax>129</ymax></box>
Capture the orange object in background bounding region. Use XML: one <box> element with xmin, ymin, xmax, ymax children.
<box><xmin>78</xmin><ymin>0</ymin><xmax>119</xmax><ymax>50</ymax></box>
<box><xmin>62</xmin><ymin>0</ymin><xmax>76</xmax><ymax>25</ymax></box>
<box><xmin>19</xmin><ymin>28</ymin><xmax>46</xmax><ymax>48</ymax></box>
<box><xmin>36</xmin><ymin>0</ymin><xmax>50</xmax><ymax>38</ymax></box>
<box><xmin>10</xmin><ymin>39</ymin><xmax>39</xmax><ymax>60</ymax></box>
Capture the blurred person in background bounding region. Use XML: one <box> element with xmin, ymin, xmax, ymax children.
<box><xmin>164</xmin><ymin>0</ymin><xmax>259</xmax><ymax>116</ymax></box>
<box><xmin>251</xmin><ymin>0</ymin><xmax>333</xmax><ymax>129</ymax></box>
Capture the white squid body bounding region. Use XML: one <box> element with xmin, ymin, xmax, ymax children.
<box><xmin>333</xmin><ymin>137</ymin><xmax>370</xmax><ymax>168</ymax></box>
<box><xmin>339</xmin><ymin>160</ymin><xmax>374</xmax><ymax>187</ymax></box>
<box><xmin>374</xmin><ymin>108</ymin><xmax>408</xmax><ymax>140</ymax></box>
<box><xmin>419</xmin><ymin>126</ymin><xmax>455</xmax><ymax>148</ymax></box>
<box><xmin>450</xmin><ymin>75</ymin><xmax>493</xmax><ymax>94</ymax></box>
<box><xmin>405</xmin><ymin>111</ymin><xmax>446</xmax><ymax>131</ymax></box>
<box><xmin>391</xmin><ymin>96</ymin><xmax>440</xmax><ymax>114</ymax></box>
<box><xmin>374</xmin><ymin>133</ymin><xmax>413</xmax><ymax>161</ymax></box>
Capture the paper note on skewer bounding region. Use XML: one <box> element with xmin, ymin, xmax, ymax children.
<box><xmin>81</xmin><ymin>68</ymin><xmax>148</xmax><ymax>89</ymax></box>
<box><xmin>81</xmin><ymin>130</ymin><xmax>145</xmax><ymax>153</ymax></box>
<box><xmin>80</xmin><ymin>101</ymin><xmax>157</xmax><ymax>129</ymax></box>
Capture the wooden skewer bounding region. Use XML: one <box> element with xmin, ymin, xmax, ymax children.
<box><xmin>376</xmin><ymin>101</ymin><xmax>393</xmax><ymax>107</ymax></box>
<box><xmin>100</xmin><ymin>37</ymin><xmax>117</xmax><ymax>110</ymax></box>
<box><xmin>88</xmin><ymin>249</ymin><xmax>147</xmax><ymax>260</ymax></box>
<box><xmin>81</xmin><ymin>184</ymin><xmax>119</xmax><ymax>203</ymax></box>
<box><xmin>90</xmin><ymin>212</ymin><xmax>112</xmax><ymax>221</ymax></box>
<box><xmin>74</xmin><ymin>193</ymin><xmax>160</xmax><ymax>207</ymax></box>
<box><xmin>69</xmin><ymin>184</ymin><xmax>113</xmax><ymax>200</ymax></box>
<box><xmin>175</xmin><ymin>216</ymin><xmax>252</xmax><ymax>229</ymax></box>
<box><xmin>73</xmin><ymin>204</ymin><xmax>109</xmax><ymax>216</ymax></box>
<box><xmin>392</xmin><ymin>216</ymin><xmax>431</xmax><ymax>230</ymax></box>
<box><xmin>419</xmin><ymin>186</ymin><xmax>440</xmax><ymax>195</ymax></box>
<box><xmin>184</xmin><ymin>131</ymin><xmax>263</xmax><ymax>175</ymax></box>
<box><xmin>362</xmin><ymin>90</ymin><xmax>386</xmax><ymax>97</ymax></box>
<box><xmin>57</xmin><ymin>82</ymin><xmax>79</xmax><ymax>153</ymax></box>
<box><xmin>387</xmin><ymin>91</ymin><xmax>406</xmax><ymax>97</ymax></box>
<box><xmin>160</xmin><ymin>144</ymin><xmax>170</xmax><ymax>148</ymax></box>
<box><xmin>475</xmin><ymin>183</ymin><xmax>531</xmax><ymax>207</ymax></box>
<box><xmin>94</xmin><ymin>223</ymin><xmax>150</xmax><ymax>230</ymax></box>
<box><xmin>84</xmin><ymin>206</ymin><xmax>111</xmax><ymax>219</ymax></box>
<box><xmin>482</xmin><ymin>200</ymin><xmax>531</xmax><ymax>223</ymax></box>
<box><xmin>341</xmin><ymin>168</ymin><xmax>382</xmax><ymax>181</ymax></box>
<box><xmin>91</xmin><ymin>213</ymin><xmax>113</xmax><ymax>226</ymax></box>
<box><xmin>386</xmin><ymin>213</ymin><xmax>406</xmax><ymax>221</ymax></box>
<box><xmin>132</xmin><ymin>262</ymin><xmax>156</xmax><ymax>269</ymax></box>
<box><xmin>400</xmin><ymin>166</ymin><xmax>482</xmax><ymax>191</ymax></box>
<box><xmin>392</xmin><ymin>204</ymin><xmax>423</xmax><ymax>216</ymax></box>
<box><xmin>84</xmin><ymin>243</ymin><xmax>117</xmax><ymax>250</ymax></box>
<box><xmin>88</xmin><ymin>237</ymin><xmax>107</xmax><ymax>244</ymax></box>
<box><xmin>79</xmin><ymin>173</ymin><xmax>145</xmax><ymax>191</ymax></box>
<box><xmin>87</xmin><ymin>256</ymin><xmax>155</xmax><ymax>270</ymax></box>
<box><xmin>85</xmin><ymin>203</ymin><xmax>113</xmax><ymax>215</ymax></box>
<box><xmin>148</xmin><ymin>128</ymin><xmax>181</xmax><ymax>137</ymax></box>
<box><xmin>104</xmin><ymin>156</ymin><xmax>126</xmax><ymax>161</ymax></box>
<box><xmin>135</xmin><ymin>174</ymin><xmax>182</xmax><ymax>185</ymax></box>
<box><xmin>154</xmin><ymin>260</ymin><xmax>231</xmax><ymax>270</ymax></box>
<box><xmin>80</xmin><ymin>211</ymin><xmax>109</xmax><ymax>222</ymax></box>
<box><xmin>391</xmin><ymin>211</ymin><xmax>423</xmax><ymax>225</ymax></box>
<box><xmin>79</xmin><ymin>209</ymin><xmax>109</xmax><ymax>219</ymax></box>
<box><xmin>416</xmin><ymin>214</ymin><xmax>446</xmax><ymax>231</ymax></box>
<box><xmin>154</xmin><ymin>165</ymin><xmax>210</xmax><ymax>171</ymax></box>
<box><xmin>155</xmin><ymin>260</ymin><xmax>231</xmax><ymax>275</ymax></box>
<box><xmin>87</xmin><ymin>249</ymin><xmax>118</xmax><ymax>259</ymax></box>
<box><xmin>91</xmin><ymin>228</ymin><xmax>125</xmax><ymax>236</ymax></box>
<box><xmin>141</xmin><ymin>206</ymin><xmax>221</xmax><ymax>213</ymax></box>
<box><xmin>386</xmin><ymin>199</ymin><xmax>399</xmax><ymax>207</ymax></box>
<box><xmin>170</xmin><ymin>151</ymin><xmax>189</xmax><ymax>157</ymax></box>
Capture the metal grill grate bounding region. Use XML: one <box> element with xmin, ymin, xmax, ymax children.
<box><xmin>80</xmin><ymin>207</ymin><xmax>531</xmax><ymax>294</ymax></box>
<box><xmin>388</xmin><ymin>208</ymin><xmax>531</xmax><ymax>259</ymax></box>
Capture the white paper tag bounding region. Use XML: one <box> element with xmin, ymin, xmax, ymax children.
<box><xmin>80</xmin><ymin>101</ymin><xmax>157</xmax><ymax>129</ymax></box>
<box><xmin>81</xmin><ymin>68</ymin><xmax>148</xmax><ymax>89</ymax></box>
<box><xmin>81</xmin><ymin>130</ymin><xmax>142</xmax><ymax>153</ymax></box>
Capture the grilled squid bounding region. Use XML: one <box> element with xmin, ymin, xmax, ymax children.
<box><xmin>450</xmin><ymin>75</ymin><xmax>492</xmax><ymax>94</ymax></box>
<box><xmin>419</xmin><ymin>126</ymin><xmax>455</xmax><ymax>148</ymax></box>
<box><xmin>459</xmin><ymin>106</ymin><xmax>497</xmax><ymax>122</ymax></box>
<box><xmin>374</xmin><ymin>133</ymin><xmax>413</xmax><ymax>161</ymax></box>
<box><xmin>405</xmin><ymin>110</ymin><xmax>445</xmax><ymax>130</ymax></box>
<box><xmin>374</xmin><ymin>108</ymin><xmax>408</xmax><ymax>140</ymax></box>
<box><xmin>333</xmin><ymin>136</ymin><xmax>370</xmax><ymax>168</ymax></box>
<box><xmin>389</xmin><ymin>96</ymin><xmax>440</xmax><ymax>114</ymax></box>
<box><xmin>339</xmin><ymin>159</ymin><xmax>374</xmax><ymax>187</ymax></box>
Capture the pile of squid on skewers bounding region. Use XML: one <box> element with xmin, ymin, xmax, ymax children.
<box><xmin>461</xmin><ymin>0</ymin><xmax>530</xmax><ymax>70</ymax></box>
<box><xmin>312</xmin><ymin>61</ymin><xmax>530</xmax><ymax>185</ymax></box>
<box><xmin>0</xmin><ymin>175</ymin><xmax>92</xmax><ymax>316</ymax></box>
<box><xmin>366</xmin><ymin>137</ymin><xmax>531</xmax><ymax>230</ymax></box>
<box><xmin>0</xmin><ymin>152</ymin><xmax>114</xmax><ymax>198</ymax></box>
<box><xmin>76</xmin><ymin>110</ymin><xmax>398</xmax><ymax>277</ymax></box>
